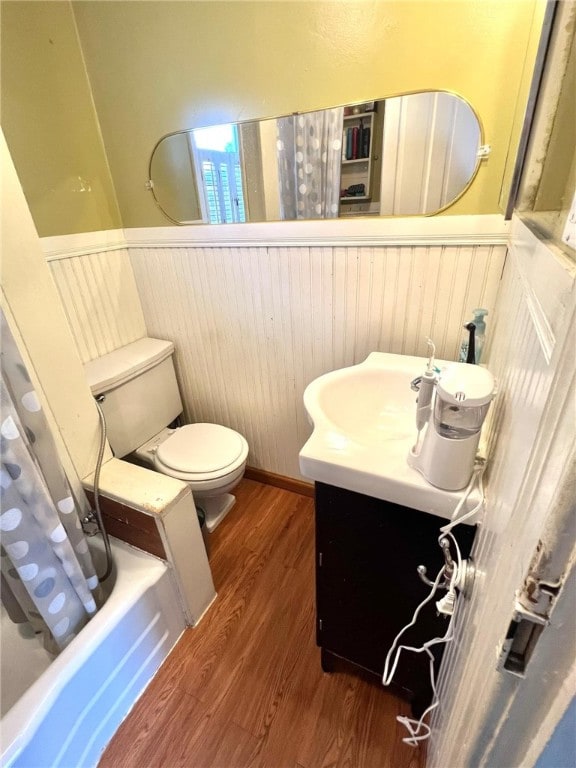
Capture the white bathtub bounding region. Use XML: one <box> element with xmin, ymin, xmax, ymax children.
<box><xmin>0</xmin><ymin>536</ymin><xmax>186</xmax><ymax>768</ymax></box>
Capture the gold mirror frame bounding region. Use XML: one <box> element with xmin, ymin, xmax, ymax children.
<box><xmin>148</xmin><ymin>89</ymin><xmax>485</xmax><ymax>226</ymax></box>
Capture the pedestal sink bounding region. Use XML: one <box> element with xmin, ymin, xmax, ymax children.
<box><xmin>299</xmin><ymin>352</ymin><xmax>479</xmax><ymax>520</ymax></box>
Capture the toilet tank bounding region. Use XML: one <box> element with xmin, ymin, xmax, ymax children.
<box><xmin>84</xmin><ymin>338</ymin><xmax>183</xmax><ymax>458</ymax></box>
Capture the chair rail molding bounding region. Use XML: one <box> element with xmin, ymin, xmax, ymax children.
<box><xmin>42</xmin><ymin>229</ymin><xmax>127</xmax><ymax>261</ymax></box>
<box><xmin>124</xmin><ymin>214</ymin><xmax>510</xmax><ymax>249</ymax></box>
<box><xmin>40</xmin><ymin>215</ymin><xmax>510</xmax><ymax>259</ymax></box>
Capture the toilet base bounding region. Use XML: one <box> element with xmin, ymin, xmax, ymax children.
<box><xmin>198</xmin><ymin>493</ymin><xmax>236</xmax><ymax>533</ymax></box>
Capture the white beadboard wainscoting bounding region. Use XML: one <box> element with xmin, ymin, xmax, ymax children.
<box><xmin>130</xmin><ymin>238</ymin><xmax>506</xmax><ymax>480</ymax></box>
<box><xmin>44</xmin><ymin>241</ymin><xmax>146</xmax><ymax>364</ymax></box>
<box><xmin>43</xmin><ymin>216</ymin><xmax>508</xmax><ymax>480</ymax></box>
<box><xmin>429</xmin><ymin>217</ymin><xmax>576</xmax><ymax>767</ymax></box>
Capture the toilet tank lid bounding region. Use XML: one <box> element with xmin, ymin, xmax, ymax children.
<box><xmin>84</xmin><ymin>338</ymin><xmax>175</xmax><ymax>396</ymax></box>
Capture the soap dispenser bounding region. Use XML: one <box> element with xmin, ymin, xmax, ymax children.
<box><xmin>472</xmin><ymin>308</ymin><xmax>488</xmax><ymax>364</ymax></box>
<box><xmin>458</xmin><ymin>308</ymin><xmax>488</xmax><ymax>364</ymax></box>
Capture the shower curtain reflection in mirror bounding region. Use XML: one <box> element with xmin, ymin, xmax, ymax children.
<box><xmin>276</xmin><ymin>108</ymin><xmax>344</xmax><ymax>219</ymax></box>
<box><xmin>0</xmin><ymin>311</ymin><xmax>100</xmax><ymax>655</ymax></box>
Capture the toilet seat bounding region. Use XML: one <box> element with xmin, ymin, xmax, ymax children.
<box><xmin>154</xmin><ymin>423</ymin><xmax>248</xmax><ymax>482</ymax></box>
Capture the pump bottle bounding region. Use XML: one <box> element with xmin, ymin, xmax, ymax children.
<box><xmin>458</xmin><ymin>309</ymin><xmax>488</xmax><ymax>364</ymax></box>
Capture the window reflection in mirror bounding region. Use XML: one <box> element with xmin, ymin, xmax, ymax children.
<box><xmin>192</xmin><ymin>124</ymin><xmax>246</xmax><ymax>223</ymax></box>
<box><xmin>148</xmin><ymin>91</ymin><xmax>482</xmax><ymax>225</ymax></box>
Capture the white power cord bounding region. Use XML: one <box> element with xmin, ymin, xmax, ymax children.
<box><xmin>381</xmin><ymin>460</ymin><xmax>486</xmax><ymax>746</ymax></box>
<box><xmin>440</xmin><ymin>461</ymin><xmax>486</xmax><ymax>536</ymax></box>
<box><xmin>382</xmin><ymin>565</ymin><xmax>454</xmax><ymax>745</ymax></box>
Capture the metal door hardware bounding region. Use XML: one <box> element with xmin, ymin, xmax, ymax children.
<box><xmin>417</xmin><ymin>537</ymin><xmax>476</xmax><ymax>598</ymax></box>
<box><xmin>497</xmin><ymin>602</ymin><xmax>549</xmax><ymax>678</ymax></box>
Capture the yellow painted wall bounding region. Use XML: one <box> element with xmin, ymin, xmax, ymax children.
<box><xmin>0</xmin><ymin>0</ymin><xmax>121</xmax><ymax>236</ymax></box>
<box><xmin>2</xmin><ymin>0</ymin><xmax>546</xmax><ymax>233</ymax></box>
<box><xmin>0</xmin><ymin>130</ymin><xmax>110</xmax><ymax>484</ymax></box>
<box><xmin>71</xmin><ymin>0</ymin><xmax>546</xmax><ymax>228</ymax></box>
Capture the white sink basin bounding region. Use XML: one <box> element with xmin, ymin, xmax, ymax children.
<box><xmin>299</xmin><ymin>352</ymin><xmax>477</xmax><ymax>521</ymax></box>
<box><xmin>309</xmin><ymin>363</ymin><xmax>415</xmax><ymax>445</ymax></box>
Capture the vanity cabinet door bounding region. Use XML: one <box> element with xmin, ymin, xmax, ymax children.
<box><xmin>314</xmin><ymin>482</ymin><xmax>475</xmax><ymax>712</ymax></box>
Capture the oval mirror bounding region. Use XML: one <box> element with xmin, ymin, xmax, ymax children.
<box><xmin>149</xmin><ymin>90</ymin><xmax>482</xmax><ymax>225</ymax></box>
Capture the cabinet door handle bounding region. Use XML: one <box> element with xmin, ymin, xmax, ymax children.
<box><xmin>318</xmin><ymin>552</ymin><xmax>323</xmax><ymax>567</ymax></box>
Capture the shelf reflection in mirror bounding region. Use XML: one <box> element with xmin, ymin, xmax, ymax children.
<box><xmin>148</xmin><ymin>91</ymin><xmax>482</xmax><ymax>225</ymax></box>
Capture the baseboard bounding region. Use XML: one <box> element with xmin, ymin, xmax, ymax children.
<box><xmin>244</xmin><ymin>466</ymin><xmax>314</xmax><ymax>498</ymax></box>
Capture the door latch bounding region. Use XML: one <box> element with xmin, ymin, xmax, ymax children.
<box><xmin>497</xmin><ymin>602</ymin><xmax>549</xmax><ymax>678</ymax></box>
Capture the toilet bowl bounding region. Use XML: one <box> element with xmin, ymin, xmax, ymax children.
<box><xmin>84</xmin><ymin>337</ymin><xmax>249</xmax><ymax>535</ymax></box>
<box><xmin>132</xmin><ymin>423</ymin><xmax>249</xmax><ymax>532</ymax></box>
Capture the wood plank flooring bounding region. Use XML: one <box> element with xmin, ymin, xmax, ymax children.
<box><xmin>99</xmin><ymin>479</ymin><xmax>425</xmax><ymax>768</ymax></box>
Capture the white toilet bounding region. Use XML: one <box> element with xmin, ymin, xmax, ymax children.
<box><xmin>84</xmin><ymin>337</ymin><xmax>248</xmax><ymax>532</ymax></box>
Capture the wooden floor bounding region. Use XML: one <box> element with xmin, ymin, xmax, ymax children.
<box><xmin>100</xmin><ymin>479</ymin><xmax>425</xmax><ymax>768</ymax></box>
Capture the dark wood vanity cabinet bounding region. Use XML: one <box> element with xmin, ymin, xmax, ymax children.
<box><xmin>314</xmin><ymin>482</ymin><xmax>476</xmax><ymax>715</ymax></box>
